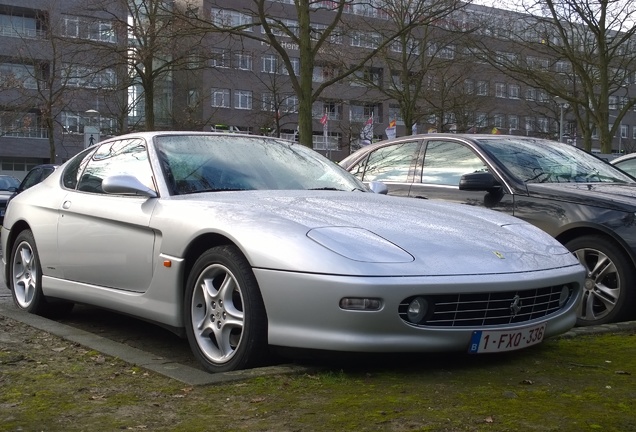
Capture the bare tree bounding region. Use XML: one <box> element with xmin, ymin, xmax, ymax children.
<box><xmin>470</xmin><ymin>0</ymin><xmax>636</xmax><ymax>152</ymax></box>
<box><xmin>187</xmin><ymin>0</ymin><xmax>465</xmax><ymax>147</ymax></box>
<box><xmin>87</xmin><ymin>0</ymin><xmax>206</xmax><ymax>131</ymax></box>
<box><xmin>349</xmin><ymin>1</ymin><xmax>470</xmax><ymax>135</ymax></box>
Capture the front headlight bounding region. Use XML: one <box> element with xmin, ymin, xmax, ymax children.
<box><xmin>307</xmin><ymin>226</ymin><xmax>413</xmax><ymax>263</ymax></box>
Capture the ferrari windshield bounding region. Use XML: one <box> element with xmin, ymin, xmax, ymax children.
<box><xmin>155</xmin><ymin>134</ymin><xmax>367</xmax><ymax>195</ymax></box>
<box><xmin>477</xmin><ymin>137</ymin><xmax>634</xmax><ymax>184</ymax></box>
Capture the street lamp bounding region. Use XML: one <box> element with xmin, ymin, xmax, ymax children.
<box><xmin>84</xmin><ymin>109</ymin><xmax>101</xmax><ymax>148</ymax></box>
<box><xmin>554</xmin><ymin>96</ymin><xmax>569</xmax><ymax>143</ymax></box>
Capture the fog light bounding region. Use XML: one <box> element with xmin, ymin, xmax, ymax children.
<box><xmin>559</xmin><ymin>285</ymin><xmax>570</xmax><ymax>306</ymax></box>
<box><xmin>340</xmin><ymin>297</ymin><xmax>382</xmax><ymax>311</ymax></box>
<box><xmin>407</xmin><ymin>296</ymin><xmax>428</xmax><ymax>323</ymax></box>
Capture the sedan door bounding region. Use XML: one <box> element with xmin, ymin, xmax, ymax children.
<box><xmin>346</xmin><ymin>140</ymin><xmax>422</xmax><ymax>197</ymax></box>
<box><xmin>56</xmin><ymin>138</ymin><xmax>158</xmax><ymax>292</ymax></box>
<box><xmin>407</xmin><ymin>139</ymin><xmax>516</xmax><ymax>215</ymax></box>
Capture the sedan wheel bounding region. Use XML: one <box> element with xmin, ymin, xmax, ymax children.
<box><xmin>566</xmin><ymin>235</ymin><xmax>635</xmax><ymax>326</ymax></box>
<box><xmin>10</xmin><ymin>229</ymin><xmax>73</xmax><ymax>317</ymax></box>
<box><xmin>184</xmin><ymin>245</ymin><xmax>267</xmax><ymax>373</ymax></box>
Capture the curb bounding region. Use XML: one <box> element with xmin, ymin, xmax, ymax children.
<box><xmin>0</xmin><ymin>302</ymin><xmax>313</xmax><ymax>386</ymax></box>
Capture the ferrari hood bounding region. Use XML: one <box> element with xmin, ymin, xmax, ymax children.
<box><xmin>163</xmin><ymin>190</ymin><xmax>580</xmax><ymax>276</ymax></box>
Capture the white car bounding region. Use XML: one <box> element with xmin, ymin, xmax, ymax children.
<box><xmin>2</xmin><ymin>132</ymin><xmax>584</xmax><ymax>373</ymax></box>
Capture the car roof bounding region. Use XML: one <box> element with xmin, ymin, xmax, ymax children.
<box><xmin>611</xmin><ymin>153</ymin><xmax>636</xmax><ymax>164</ymax></box>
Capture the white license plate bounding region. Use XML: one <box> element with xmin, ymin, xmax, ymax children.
<box><xmin>468</xmin><ymin>323</ymin><xmax>546</xmax><ymax>353</ymax></box>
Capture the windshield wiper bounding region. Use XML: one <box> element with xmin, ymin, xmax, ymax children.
<box><xmin>308</xmin><ymin>187</ymin><xmax>345</xmax><ymax>191</ymax></box>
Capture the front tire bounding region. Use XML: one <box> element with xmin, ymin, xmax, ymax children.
<box><xmin>10</xmin><ymin>229</ymin><xmax>73</xmax><ymax>317</ymax></box>
<box><xmin>566</xmin><ymin>235</ymin><xmax>636</xmax><ymax>326</ymax></box>
<box><xmin>184</xmin><ymin>245</ymin><xmax>268</xmax><ymax>373</ymax></box>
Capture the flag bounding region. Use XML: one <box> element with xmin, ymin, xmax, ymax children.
<box><xmin>360</xmin><ymin>116</ymin><xmax>374</xmax><ymax>145</ymax></box>
<box><xmin>320</xmin><ymin>113</ymin><xmax>328</xmax><ymax>125</ymax></box>
<box><xmin>492</xmin><ymin>127</ymin><xmax>501</xmax><ymax>134</ymax></box>
<box><xmin>385</xmin><ymin>118</ymin><xmax>397</xmax><ymax>140</ymax></box>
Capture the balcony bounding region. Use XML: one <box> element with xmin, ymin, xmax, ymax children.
<box><xmin>0</xmin><ymin>127</ymin><xmax>48</xmax><ymax>138</ymax></box>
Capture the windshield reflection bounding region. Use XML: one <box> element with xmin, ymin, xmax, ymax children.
<box><xmin>477</xmin><ymin>138</ymin><xmax>634</xmax><ymax>184</ymax></box>
<box><xmin>154</xmin><ymin>135</ymin><xmax>367</xmax><ymax>195</ymax></box>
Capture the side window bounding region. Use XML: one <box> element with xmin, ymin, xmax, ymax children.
<box><xmin>19</xmin><ymin>169</ymin><xmax>42</xmax><ymax>190</ymax></box>
<box><xmin>356</xmin><ymin>141</ymin><xmax>420</xmax><ymax>182</ymax></box>
<box><xmin>62</xmin><ymin>147</ymin><xmax>97</xmax><ymax>190</ymax></box>
<box><xmin>420</xmin><ymin>141</ymin><xmax>487</xmax><ymax>186</ymax></box>
<box><xmin>77</xmin><ymin>138</ymin><xmax>154</xmax><ymax>194</ymax></box>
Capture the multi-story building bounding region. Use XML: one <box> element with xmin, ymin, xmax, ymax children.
<box><xmin>0</xmin><ymin>0</ymin><xmax>126</xmax><ymax>178</ymax></box>
<box><xmin>1</xmin><ymin>0</ymin><xmax>635</xmax><ymax>178</ymax></box>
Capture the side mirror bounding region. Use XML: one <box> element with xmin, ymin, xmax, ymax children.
<box><xmin>459</xmin><ymin>171</ymin><xmax>501</xmax><ymax>192</ymax></box>
<box><xmin>102</xmin><ymin>175</ymin><xmax>158</xmax><ymax>198</ymax></box>
<box><xmin>368</xmin><ymin>181</ymin><xmax>388</xmax><ymax>195</ymax></box>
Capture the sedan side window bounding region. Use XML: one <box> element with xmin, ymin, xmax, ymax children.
<box><xmin>354</xmin><ymin>141</ymin><xmax>420</xmax><ymax>182</ymax></box>
<box><xmin>420</xmin><ymin>141</ymin><xmax>487</xmax><ymax>186</ymax></box>
<box><xmin>77</xmin><ymin>138</ymin><xmax>154</xmax><ymax>194</ymax></box>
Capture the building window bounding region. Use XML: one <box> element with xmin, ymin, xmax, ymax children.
<box><xmin>609</xmin><ymin>96</ymin><xmax>618</xmax><ymax>110</ymax></box>
<box><xmin>261</xmin><ymin>92</ymin><xmax>276</xmax><ymax>112</ymax></box>
<box><xmin>526</xmin><ymin>88</ymin><xmax>536</xmax><ymax>100</ymax></box>
<box><xmin>477</xmin><ymin>81</ymin><xmax>488</xmax><ymax>96</ymax></box>
<box><xmin>262</xmin><ymin>54</ymin><xmax>278</xmax><ymax>73</ymax></box>
<box><xmin>508</xmin><ymin>115</ymin><xmax>519</xmax><ymax>130</ymax></box>
<box><xmin>234</xmin><ymin>52</ymin><xmax>252</xmax><ymax>71</ymax></box>
<box><xmin>621</xmin><ymin>124</ymin><xmax>628</xmax><ymax>138</ymax></box>
<box><xmin>211</xmin><ymin>88</ymin><xmax>230</xmax><ymax>108</ymax></box>
<box><xmin>0</xmin><ymin>63</ymin><xmax>38</xmax><ymax>89</ymax></box>
<box><xmin>632</xmin><ymin>125</ymin><xmax>636</xmax><ymax>139</ymax></box>
<box><xmin>555</xmin><ymin>61</ymin><xmax>571</xmax><ymax>73</ymax></box>
<box><xmin>187</xmin><ymin>89</ymin><xmax>199</xmax><ymax>108</ymax></box>
<box><xmin>476</xmin><ymin>112</ymin><xmax>487</xmax><ymax>127</ymax></box>
<box><xmin>525</xmin><ymin>116</ymin><xmax>535</xmax><ymax>132</ymax></box>
<box><xmin>313</xmin><ymin>64</ymin><xmax>336</xmax><ymax>82</ymax></box>
<box><xmin>62</xmin><ymin>15</ymin><xmax>116</xmax><ymax>42</ymax></box>
<box><xmin>537</xmin><ymin>117</ymin><xmax>549</xmax><ymax>132</ymax></box>
<box><xmin>494</xmin><ymin>114</ymin><xmax>505</xmax><ymax>128</ymax></box>
<box><xmin>464</xmin><ymin>79</ymin><xmax>474</xmax><ymax>95</ymax></box>
<box><xmin>234</xmin><ymin>90</ymin><xmax>252</xmax><ymax>110</ymax></box>
<box><xmin>508</xmin><ymin>84</ymin><xmax>520</xmax><ymax>99</ymax></box>
<box><xmin>211</xmin><ymin>8</ymin><xmax>253</xmax><ymax>31</ymax></box>
<box><xmin>211</xmin><ymin>49</ymin><xmax>230</xmax><ymax>68</ymax></box>
<box><xmin>282</xmin><ymin>57</ymin><xmax>300</xmax><ymax>75</ymax></box>
<box><xmin>495</xmin><ymin>83</ymin><xmax>506</xmax><ymax>98</ymax></box>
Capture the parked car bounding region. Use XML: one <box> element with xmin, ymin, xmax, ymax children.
<box><xmin>2</xmin><ymin>132</ymin><xmax>584</xmax><ymax>373</ymax></box>
<box><xmin>341</xmin><ymin>134</ymin><xmax>636</xmax><ymax>327</ymax></box>
<box><xmin>7</xmin><ymin>164</ymin><xmax>59</xmax><ymax>207</ymax></box>
<box><xmin>0</xmin><ymin>174</ymin><xmax>21</xmax><ymax>224</ymax></box>
<box><xmin>611</xmin><ymin>153</ymin><xmax>636</xmax><ymax>177</ymax></box>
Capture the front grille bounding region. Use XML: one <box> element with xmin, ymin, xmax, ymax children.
<box><xmin>399</xmin><ymin>285</ymin><xmax>573</xmax><ymax>327</ymax></box>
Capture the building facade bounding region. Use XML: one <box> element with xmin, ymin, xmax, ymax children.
<box><xmin>1</xmin><ymin>0</ymin><xmax>635</xmax><ymax>179</ymax></box>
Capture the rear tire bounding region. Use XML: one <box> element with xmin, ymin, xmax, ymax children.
<box><xmin>10</xmin><ymin>230</ymin><xmax>73</xmax><ymax>318</ymax></box>
<box><xmin>184</xmin><ymin>245</ymin><xmax>268</xmax><ymax>373</ymax></box>
<box><xmin>565</xmin><ymin>235</ymin><xmax>636</xmax><ymax>326</ymax></box>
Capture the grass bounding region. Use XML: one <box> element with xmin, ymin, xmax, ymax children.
<box><xmin>1</xmin><ymin>316</ymin><xmax>635</xmax><ymax>431</ymax></box>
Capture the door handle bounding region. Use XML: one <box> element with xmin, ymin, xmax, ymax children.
<box><xmin>62</xmin><ymin>201</ymin><xmax>71</xmax><ymax>209</ymax></box>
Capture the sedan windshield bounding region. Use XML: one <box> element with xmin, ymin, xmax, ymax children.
<box><xmin>155</xmin><ymin>135</ymin><xmax>367</xmax><ymax>195</ymax></box>
<box><xmin>477</xmin><ymin>137</ymin><xmax>634</xmax><ymax>184</ymax></box>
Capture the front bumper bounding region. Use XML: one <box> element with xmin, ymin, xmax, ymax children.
<box><xmin>255</xmin><ymin>264</ymin><xmax>584</xmax><ymax>353</ymax></box>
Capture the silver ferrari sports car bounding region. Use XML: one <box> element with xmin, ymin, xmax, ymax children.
<box><xmin>2</xmin><ymin>132</ymin><xmax>585</xmax><ymax>373</ymax></box>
